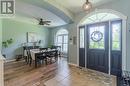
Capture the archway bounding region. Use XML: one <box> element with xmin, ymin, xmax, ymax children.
<box><xmin>55</xmin><ymin>29</ymin><xmax>69</xmax><ymax>58</ymax></box>
<box><xmin>77</xmin><ymin>9</ymin><xmax>127</xmax><ymax>75</ymax></box>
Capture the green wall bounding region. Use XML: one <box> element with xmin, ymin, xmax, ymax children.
<box><xmin>2</xmin><ymin>19</ymin><xmax>50</xmax><ymax>60</ymax></box>
<box><xmin>0</xmin><ymin>19</ymin><xmax>2</xmax><ymax>50</ymax></box>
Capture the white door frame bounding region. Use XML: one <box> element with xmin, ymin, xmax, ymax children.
<box><xmin>77</xmin><ymin>9</ymin><xmax>128</xmax><ymax>73</ymax></box>
<box><xmin>0</xmin><ymin>19</ymin><xmax>4</xmax><ymax>86</ymax></box>
<box><xmin>55</xmin><ymin>29</ymin><xmax>69</xmax><ymax>57</ymax></box>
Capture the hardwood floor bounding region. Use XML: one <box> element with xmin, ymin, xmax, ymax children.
<box><xmin>4</xmin><ymin>58</ymin><xmax>116</xmax><ymax>86</ymax></box>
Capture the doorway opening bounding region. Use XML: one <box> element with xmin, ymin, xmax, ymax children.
<box><xmin>78</xmin><ymin>9</ymin><xmax>127</xmax><ymax>76</ymax></box>
<box><xmin>55</xmin><ymin>29</ymin><xmax>68</xmax><ymax>59</ymax></box>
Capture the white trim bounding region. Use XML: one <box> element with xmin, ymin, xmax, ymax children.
<box><xmin>0</xmin><ymin>53</ymin><xmax>4</xmax><ymax>86</ymax></box>
<box><xmin>122</xmin><ymin>20</ymin><xmax>127</xmax><ymax>70</ymax></box>
<box><xmin>108</xmin><ymin>21</ymin><xmax>111</xmax><ymax>75</ymax></box>
<box><xmin>77</xmin><ymin>9</ymin><xmax>128</xmax><ymax>73</ymax></box>
<box><xmin>77</xmin><ymin>25</ymin><xmax>79</xmax><ymax>66</ymax></box>
<box><xmin>68</xmin><ymin>63</ymin><xmax>78</xmax><ymax>67</ymax></box>
<box><xmin>5</xmin><ymin>59</ymin><xmax>16</xmax><ymax>63</ymax></box>
<box><xmin>85</xmin><ymin>25</ymin><xmax>87</xmax><ymax>68</ymax></box>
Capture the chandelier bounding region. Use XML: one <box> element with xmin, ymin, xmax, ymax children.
<box><xmin>82</xmin><ymin>0</ymin><xmax>92</xmax><ymax>11</ymax></box>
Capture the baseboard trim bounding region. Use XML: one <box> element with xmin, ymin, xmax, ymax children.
<box><xmin>68</xmin><ymin>63</ymin><xmax>78</xmax><ymax>67</ymax></box>
<box><xmin>5</xmin><ymin>59</ymin><xmax>16</xmax><ymax>63</ymax></box>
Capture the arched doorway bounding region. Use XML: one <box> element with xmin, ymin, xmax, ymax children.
<box><xmin>55</xmin><ymin>29</ymin><xmax>68</xmax><ymax>58</ymax></box>
<box><xmin>77</xmin><ymin>9</ymin><xmax>127</xmax><ymax>76</ymax></box>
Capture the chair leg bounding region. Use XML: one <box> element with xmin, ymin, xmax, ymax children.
<box><xmin>45</xmin><ymin>58</ymin><xmax>47</xmax><ymax>65</ymax></box>
<box><xmin>27</xmin><ymin>56</ymin><xmax>29</xmax><ymax>64</ymax></box>
<box><xmin>25</xmin><ymin>56</ymin><xmax>27</xmax><ymax>62</ymax></box>
<box><xmin>55</xmin><ymin>56</ymin><xmax>58</xmax><ymax>62</ymax></box>
<box><xmin>29</xmin><ymin>58</ymin><xmax>32</xmax><ymax>66</ymax></box>
<box><xmin>35</xmin><ymin>58</ymin><xmax>37</xmax><ymax>68</ymax></box>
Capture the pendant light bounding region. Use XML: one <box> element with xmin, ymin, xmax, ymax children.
<box><xmin>82</xmin><ymin>0</ymin><xmax>92</xmax><ymax>11</ymax></box>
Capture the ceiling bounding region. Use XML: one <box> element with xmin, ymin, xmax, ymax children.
<box><xmin>14</xmin><ymin>0</ymin><xmax>68</xmax><ymax>27</ymax></box>
<box><xmin>12</xmin><ymin>0</ymin><xmax>117</xmax><ymax>27</ymax></box>
<box><xmin>53</xmin><ymin>0</ymin><xmax>116</xmax><ymax>14</ymax></box>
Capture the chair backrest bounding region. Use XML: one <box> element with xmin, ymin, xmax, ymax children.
<box><xmin>41</xmin><ymin>48</ymin><xmax>47</xmax><ymax>50</ymax></box>
<box><xmin>39</xmin><ymin>48</ymin><xmax>48</xmax><ymax>53</ymax></box>
<box><xmin>49</xmin><ymin>50</ymin><xmax>58</xmax><ymax>56</ymax></box>
<box><xmin>26</xmin><ymin>48</ymin><xmax>31</xmax><ymax>59</ymax></box>
<box><xmin>35</xmin><ymin>52</ymin><xmax>47</xmax><ymax>58</ymax></box>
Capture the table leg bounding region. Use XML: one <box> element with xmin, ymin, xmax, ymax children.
<box><xmin>35</xmin><ymin>57</ymin><xmax>37</xmax><ymax>68</ymax></box>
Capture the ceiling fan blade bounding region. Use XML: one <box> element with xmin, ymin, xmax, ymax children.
<box><xmin>44</xmin><ymin>21</ymin><xmax>51</xmax><ymax>23</ymax></box>
<box><xmin>44</xmin><ymin>22</ymin><xmax>51</xmax><ymax>25</ymax></box>
<box><xmin>43</xmin><ymin>20</ymin><xmax>51</xmax><ymax>23</ymax></box>
<box><xmin>32</xmin><ymin>17</ymin><xmax>40</xmax><ymax>21</ymax></box>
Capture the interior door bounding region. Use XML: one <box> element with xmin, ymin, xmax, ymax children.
<box><xmin>111</xmin><ymin>20</ymin><xmax>122</xmax><ymax>76</ymax></box>
<box><xmin>87</xmin><ymin>22</ymin><xmax>109</xmax><ymax>73</ymax></box>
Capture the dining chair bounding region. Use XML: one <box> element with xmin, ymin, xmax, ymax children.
<box><xmin>26</xmin><ymin>49</ymin><xmax>32</xmax><ymax>66</ymax></box>
<box><xmin>35</xmin><ymin>52</ymin><xmax>47</xmax><ymax>67</ymax></box>
<box><xmin>40</xmin><ymin>48</ymin><xmax>48</xmax><ymax>52</ymax></box>
<box><xmin>46</xmin><ymin>50</ymin><xmax>58</xmax><ymax>63</ymax></box>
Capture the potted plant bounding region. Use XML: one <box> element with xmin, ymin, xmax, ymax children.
<box><xmin>2</xmin><ymin>38</ymin><xmax>14</xmax><ymax>58</ymax></box>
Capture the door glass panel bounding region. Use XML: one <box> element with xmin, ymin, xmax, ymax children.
<box><xmin>64</xmin><ymin>35</ymin><xmax>68</xmax><ymax>43</ymax></box>
<box><xmin>89</xmin><ymin>25</ymin><xmax>105</xmax><ymax>49</ymax></box>
<box><xmin>80</xmin><ymin>28</ymin><xmax>85</xmax><ymax>48</ymax></box>
<box><xmin>63</xmin><ymin>44</ymin><xmax>68</xmax><ymax>52</ymax></box>
<box><xmin>112</xmin><ymin>23</ymin><xmax>121</xmax><ymax>50</ymax></box>
<box><xmin>57</xmin><ymin>43</ymin><xmax>62</xmax><ymax>51</ymax></box>
<box><xmin>57</xmin><ymin>36</ymin><xmax>62</xmax><ymax>44</ymax></box>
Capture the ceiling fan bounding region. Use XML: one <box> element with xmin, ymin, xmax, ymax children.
<box><xmin>34</xmin><ymin>17</ymin><xmax>51</xmax><ymax>25</ymax></box>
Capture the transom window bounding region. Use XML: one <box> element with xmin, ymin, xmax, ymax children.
<box><xmin>82</xmin><ymin>13</ymin><xmax>120</xmax><ymax>25</ymax></box>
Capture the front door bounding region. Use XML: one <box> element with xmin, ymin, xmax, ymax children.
<box><xmin>79</xmin><ymin>20</ymin><xmax>122</xmax><ymax>75</ymax></box>
<box><xmin>87</xmin><ymin>22</ymin><xmax>109</xmax><ymax>73</ymax></box>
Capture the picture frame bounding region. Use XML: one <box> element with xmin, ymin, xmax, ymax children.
<box><xmin>27</xmin><ymin>32</ymin><xmax>38</xmax><ymax>43</ymax></box>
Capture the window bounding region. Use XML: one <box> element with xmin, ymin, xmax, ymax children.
<box><xmin>79</xmin><ymin>28</ymin><xmax>85</xmax><ymax>48</ymax></box>
<box><xmin>89</xmin><ymin>25</ymin><xmax>105</xmax><ymax>49</ymax></box>
<box><xmin>112</xmin><ymin>22</ymin><xmax>121</xmax><ymax>50</ymax></box>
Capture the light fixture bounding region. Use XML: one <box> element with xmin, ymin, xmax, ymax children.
<box><xmin>82</xmin><ymin>0</ymin><xmax>92</xmax><ymax>11</ymax></box>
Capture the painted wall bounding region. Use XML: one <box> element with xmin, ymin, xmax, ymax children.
<box><xmin>50</xmin><ymin>0</ymin><xmax>130</xmax><ymax>71</ymax></box>
<box><xmin>0</xmin><ymin>19</ymin><xmax>2</xmax><ymax>50</ymax></box>
<box><xmin>49</xmin><ymin>23</ymin><xmax>77</xmax><ymax>64</ymax></box>
<box><xmin>2</xmin><ymin>19</ymin><xmax>50</xmax><ymax>60</ymax></box>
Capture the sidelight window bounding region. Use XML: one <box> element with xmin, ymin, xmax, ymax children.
<box><xmin>112</xmin><ymin>22</ymin><xmax>121</xmax><ymax>50</ymax></box>
<box><xmin>79</xmin><ymin>27</ymin><xmax>85</xmax><ymax>48</ymax></box>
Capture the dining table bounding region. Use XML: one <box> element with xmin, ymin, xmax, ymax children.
<box><xmin>25</xmin><ymin>48</ymin><xmax>57</xmax><ymax>67</ymax></box>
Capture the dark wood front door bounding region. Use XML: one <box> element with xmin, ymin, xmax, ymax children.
<box><xmin>79</xmin><ymin>20</ymin><xmax>122</xmax><ymax>75</ymax></box>
<box><xmin>87</xmin><ymin>22</ymin><xmax>109</xmax><ymax>73</ymax></box>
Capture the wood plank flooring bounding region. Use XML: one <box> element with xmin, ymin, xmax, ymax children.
<box><xmin>4</xmin><ymin>58</ymin><xmax>116</xmax><ymax>86</ymax></box>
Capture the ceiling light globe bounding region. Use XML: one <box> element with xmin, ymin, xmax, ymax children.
<box><xmin>82</xmin><ymin>2</ymin><xmax>92</xmax><ymax>11</ymax></box>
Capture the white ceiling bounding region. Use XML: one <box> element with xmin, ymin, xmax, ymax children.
<box><xmin>54</xmin><ymin>0</ymin><xmax>116</xmax><ymax>14</ymax></box>
<box><xmin>15</xmin><ymin>0</ymin><xmax>67</xmax><ymax>27</ymax></box>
